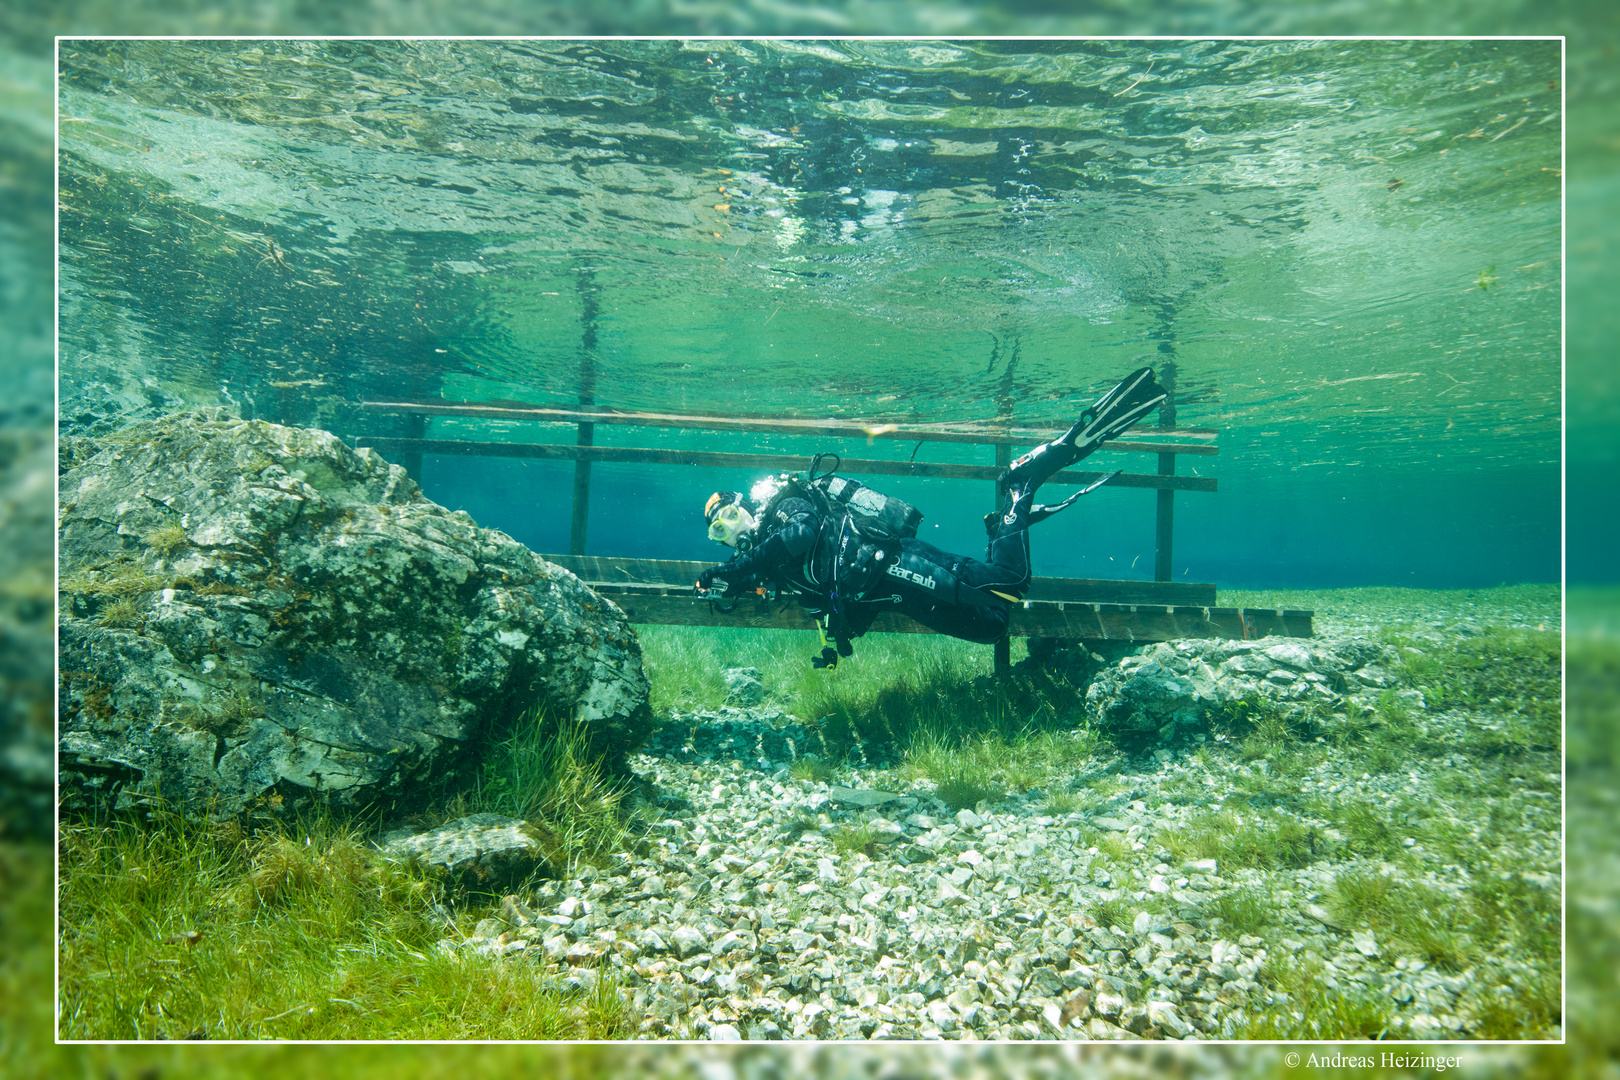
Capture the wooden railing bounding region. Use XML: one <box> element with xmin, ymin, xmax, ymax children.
<box><xmin>356</xmin><ymin>399</ymin><xmax>1312</xmax><ymax>659</ymax></box>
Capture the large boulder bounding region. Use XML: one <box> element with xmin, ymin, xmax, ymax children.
<box><xmin>58</xmin><ymin>410</ymin><xmax>651</xmax><ymax>817</ymax></box>
<box><xmin>1084</xmin><ymin>636</ymin><xmax>1401</xmax><ymax>736</ymax></box>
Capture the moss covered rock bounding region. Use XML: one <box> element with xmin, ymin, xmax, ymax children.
<box><xmin>58</xmin><ymin>410</ymin><xmax>651</xmax><ymax>817</ymax></box>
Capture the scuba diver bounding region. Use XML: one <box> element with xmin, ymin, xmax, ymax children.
<box><xmin>696</xmin><ymin>367</ymin><xmax>1167</xmax><ymax>668</ymax></box>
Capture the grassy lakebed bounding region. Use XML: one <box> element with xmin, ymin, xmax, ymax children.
<box><xmin>53</xmin><ymin>585</ymin><xmax>1564</xmax><ymax>1042</ymax></box>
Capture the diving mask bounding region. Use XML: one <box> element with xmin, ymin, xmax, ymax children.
<box><xmin>707</xmin><ymin>502</ymin><xmax>758</xmax><ymax>548</ymax></box>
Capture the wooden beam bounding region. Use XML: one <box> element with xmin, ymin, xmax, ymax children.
<box><xmin>993</xmin><ymin>442</ymin><xmax>1011</xmax><ymax>680</ymax></box>
<box><xmin>361</xmin><ymin>400</ymin><xmax>1219</xmax><ymax>456</ymax></box>
<box><xmin>398</xmin><ymin>413</ymin><xmax>425</xmax><ymax>483</ymax></box>
<box><xmin>538</xmin><ymin>554</ymin><xmax>1218</xmax><ymax>607</ymax></box>
<box><xmin>1156</xmin><ymin>451</ymin><xmax>1175</xmax><ymax>582</ymax></box>
<box><xmin>569</xmin><ymin>423</ymin><xmax>592</xmax><ymax>556</ymax></box>
<box><xmin>586</xmin><ymin>588</ymin><xmax>1312</xmax><ymax>643</ymax></box>
<box><xmin>357</xmin><ymin>438</ymin><xmax>1219</xmax><ymax>493</ymax></box>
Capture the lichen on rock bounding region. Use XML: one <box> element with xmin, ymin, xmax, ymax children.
<box><xmin>58</xmin><ymin>410</ymin><xmax>651</xmax><ymax>817</ymax></box>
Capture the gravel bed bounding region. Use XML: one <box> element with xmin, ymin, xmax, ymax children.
<box><xmin>431</xmin><ymin>600</ymin><xmax>1562</xmax><ymax>1042</ymax></box>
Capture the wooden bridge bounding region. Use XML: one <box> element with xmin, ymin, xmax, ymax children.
<box><xmin>357</xmin><ymin>397</ymin><xmax>1311</xmax><ymax>672</ymax></box>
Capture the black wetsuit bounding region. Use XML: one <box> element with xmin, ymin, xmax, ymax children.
<box><xmin>700</xmin><ymin>368</ymin><xmax>1168</xmax><ymax>661</ymax></box>
<box><xmin>704</xmin><ymin>488</ymin><xmax>1037</xmax><ymax>647</ymax></box>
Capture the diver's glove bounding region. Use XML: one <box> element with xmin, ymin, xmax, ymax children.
<box><xmin>696</xmin><ymin>565</ymin><xmax>752</xmax><ymax>597</ymax></box>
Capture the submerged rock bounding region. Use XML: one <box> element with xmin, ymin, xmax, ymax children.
<box><xmin>1083</xmin><ymin>637</ymin><xmax>1400</xmax><ymax>735</ymax></box>
<box><xmin>722</xmin><ymin>666</ymin><xmax>766</xmax><ymax>706</ymax></box>
<box><xmin>378</xmin><ymin>813</ymin><xmax>549</xmax><ymax>886</ymax></box>
<box><xmin>58</xmin><ymin>410</ymin><xmax>651</xmax><ymax>817</ymax></box>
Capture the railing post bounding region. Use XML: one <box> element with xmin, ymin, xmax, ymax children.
<box><xmin>1154</xmin><ymin>359</ymin><xmax>1177</xmax><ymax>582</ymax></box>
<box><xmin>399</xmin><ymin>412</ymin><xmax>425</xmax><ymax>484</ymax></box>
<box><xmin>994</xmin><ymin>442</ymin><xmax>1011</xmax><ymax>680</ymax></box>
<box><xmin>570</xmin><ymin>265</ymin><xmax>601</xmax><ymax>557</ymax></box>
<box><xmin>569</xmin><ymin>423</ymin><xmax>593</xmax><ymax>557</ymax></box>
<box><xmin>1155</xmin><ymin>452</ymin><xmax>1175</xmax><ymax>582</ymax></box>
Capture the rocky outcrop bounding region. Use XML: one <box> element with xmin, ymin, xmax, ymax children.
<box><xmin>1081</xmin><ymin>637</ymin><xmax>1405</xmax><ymax>737</ymax></box>
<box><xmin>58</xmin><ymin>410</ymin><xmax>651</xmax><ymax>817</ymax></box>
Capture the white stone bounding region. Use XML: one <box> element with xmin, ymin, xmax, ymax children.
<box><xmin>1147</xmin><ymin>1000</ymin><xmax>1190</xmax><ymax>1037</ymax></box>
<box><xmin>671</xmin><ymin>926</ymin><xmax>708</xmax><ymax>958</ymax></box>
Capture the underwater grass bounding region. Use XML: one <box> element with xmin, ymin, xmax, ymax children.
<box><xmin>465</xmin><ymin>710</ymin><xmax>631</xmax><ymax>876</ymax></box>
<box><xmin>637</xmin><ymin>625</ymin><xmax>1006</xmax><ymax>715</ymax></box>
<box><xmin>1160</xmin><ymin>809</ymin><xmax>1321</xmax><ymax>871</ymax></box>
<box><xmin>2</xmin><ymin>842</ymin><xmax>52</xmax><ymax>1074</ymax></box>
<box><xmin>56</xmin><ymin>807</ymin><xmax>631</xmax><ymax>1040</ymax></box>
<box><xmin>1206</xmin><ymin>886</ymin><xmax>1274</xmax><ymax>937</ymax></box>
<box><xmin>894</xmin><ymin>723</ymin><xmax>1101</xmax><ymax>811</ymax></box>
<box><xmin>1322</xmin><ymin>861</ymin><xmax>1562</xmax><ymax>1033</ymax></box>
<box><xmin>1380</xmin><ymin>625</ymin><xmax>1562</xmax><ymax>757</ymax></box>
<box><xmin>1220</xmin><ymin>584</ymin><xmax>1561</xmax><ymax>628</ymax></box>
<box><xmin>1230</xmin><ymin>951</ymin><xmax>1395</xmax><ymax>1040</ymax></box>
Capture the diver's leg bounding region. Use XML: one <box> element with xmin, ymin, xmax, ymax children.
<box><xmin>969</xmin><ymin>487</ymin><xmax>1034</xmax><ymax>597</ymax></box>
<box><xmin>874</xmin><ymin>541</ymin><xmax>1013</xmax><ymax>644</ymax></box>
<box><xmin>895</xmin><ymin>590</ymin><xmax>1010</xmax><ymax>645</ymax></box>
<box><xmin>999</xmin><ymin>366</ymin><xmax>1166</xmax><ymax>497</ymax></box>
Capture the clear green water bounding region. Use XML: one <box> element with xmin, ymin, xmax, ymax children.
<box><xmin>58</xmin><ymin>38</ymin><xmax>1561</xmax><ymax>587</ymax></box>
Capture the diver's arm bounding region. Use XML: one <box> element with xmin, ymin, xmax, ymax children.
<box><xmin>698</xmin><ymin>498</ymin><xmax>819</xmax><ymax>589</ymax></box>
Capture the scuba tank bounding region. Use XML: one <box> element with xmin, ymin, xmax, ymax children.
<box><xmin>748</xmin><ymin>453</ymin><xmax>921</xmax><ymax>606</ymax></box>
<box><xmin>752</xmin><ymin>453</ymin><xmax>923</xmax><ymax>543</ymax></box>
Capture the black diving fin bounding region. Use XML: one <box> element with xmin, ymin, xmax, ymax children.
<box><xmin>1058</xmin><ymin>366</ymin><xmax>1167</xmax><ymax>460</ymax></box>
<box><xmin>1000</xmin><ymin>366</ymin><xmax>1167</xmax><ymax>495</ymax></box>
<box><xmin>1028</xmin><ymin>469</ymin><xmax>1120</xmax><ymax>525</ymax></box>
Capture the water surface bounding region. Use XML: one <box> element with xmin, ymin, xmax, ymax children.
<box><xmin>57</xmin><ymin>38</ymin><xmax>1562</xmax><ymax>587</ymax></box>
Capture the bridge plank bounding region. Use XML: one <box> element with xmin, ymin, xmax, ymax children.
<box><xmin>360</xmin><ymin>400</ymin><xmax>1219</xmax><ymax>455</ymax></box>
<box><xmin>359</xmin><ymin>438</ymin><xmax>1218</xmax><ymax>492</ymax></box>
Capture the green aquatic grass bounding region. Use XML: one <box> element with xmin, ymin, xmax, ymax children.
<box><xmin>638</xmin><ymin>625</ymin><xmax>1007</xmax><ymax>715</ymax></box>
<box><xmin>463</xmin><ymin>711</ymin><xmax>632</xmax><ymax>876</ymax></box>
<box><xmin>141</xmin><ymin>523</ymin><xmax>189</xmax><ymax>557</ymax></box>
<box><xmin>1090</xmin><ymin>897</ymin><xmax>1130</xmax><ymax>931</ymax></box>
<box><xmin>787</xmin><ymin>753</ymin><xmax>837</xmax><ymax>783</ymax></box>
<box><xmin>2</xmin><ymin>843</ymin><xmax>52</xmax><ymax>1074</ymax></box>
<box><xmin>1160</xmin><ymin>809</ymin><xmax>1321</xmax><ymax>871</ymax></box>
<box><xmin>640</xmin><ymin>625</ymin><xmax>1085</xmax><ymax>758</ymax></box>
<box><xmin>1221</xmin><ymin>583</ymin><xmax>1561</xmax><ymax>627</ymax></box>
<box><xmin>57</xmin><ymin>808</ymin><xmax>631</xmax><ymax>1040</ymax></box>
<box><xmin>1380</xmin><ymin>625</ymin><xmax>1562</xmax><ymax>757</ymax></box>
<box><xmin>1207</xmin><ymin>886</ymin><xmax>1274</xmax><ymax>936</ymax></box>
<box><xmin>1335</xmin><ymin>800</ymin><xmax>1403</xmax><ymax>861</ymax></box>
<box><xmin>893</xmin><ymin>723</ymin><xmax>1100</xmax><ymax>811</ymax></box>
<box><xmin>830</xmin><ymin>822</ymin><xmax>880</xmax><ymax>858</ymax></box>
<box><xmin>897</xmin><ymin>726</ymin><xmax>1008</xmax><ymax>810</ymax></box>
<box><xmin>1324</xmin><ymin>862</ymin><xmax>1561</xmax><ymax>1019</ymax></box>
<box><xmin>1232</xmin><ymin>951</ymin><xmax>1395</xmax><ymax>1040</ymax></box>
